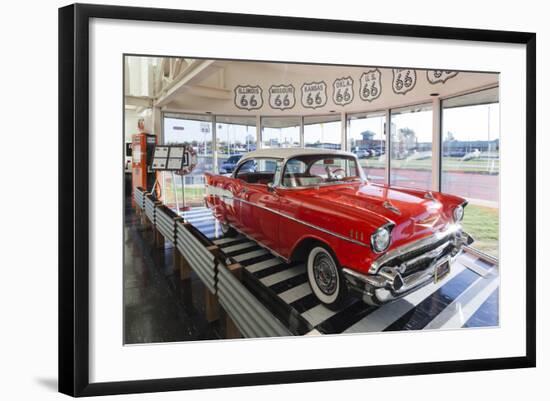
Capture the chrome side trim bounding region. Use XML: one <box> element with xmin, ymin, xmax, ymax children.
<box><xmin>239</xmin><ymin>197</ymin><xmax>370</xmax><ymax>248</ymax></box>
<box><xmin>211</xmin><ymin>194</ymin><xmax>370</xmax><ymax>248</ymax></box>
<box><xmin>368</xmin><ymin>224</ymin><xmax>464</xmax><ymax>274</ymax></box>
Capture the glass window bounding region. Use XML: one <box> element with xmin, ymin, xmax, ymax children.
<box><xmin>304</xmin><ymin>115</ymin><xmax>342</xmax><ymax>150</ymax></box>
<box><xmin>261</xmin><ymin>116</ymin><xmax>300</xmax><ymax>148</ymax></box>
<box><xmin>347</xmin><ymin>111</ymin><xmax>387</xmax><ymax>184</ymax></box>
<box><xmin>389</xmin><ymin>104</ymin><xmax>433</xmax><ymax>190</ymax></box>
<box><xmin>441</xmin><ymin>87</ymin><xmax>499</xmax><ymax>257</ymax></box>
<box><xmin>163</xmin><ymin>113</ymin><xmax>213</xmax><ymax>207</ymax></box>
<box><xmin>282</xmin><ymin>154</ymin><xmax>361</xmax><ymax>187</ymax></box>
<box><xmin>216</xmin><ymin>116</ymin><xmax>256</xmax><ymax>173</ymax></box>
<box><xmin>235</xmin><ymin>158</ymin><xmax>281</xmax><ymax>184</ymax></box>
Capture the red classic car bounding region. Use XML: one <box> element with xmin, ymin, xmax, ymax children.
<box><xmin>205</xmin><ymin>148</ymin><xmax>473</xmax><ymax>308</ymax></box>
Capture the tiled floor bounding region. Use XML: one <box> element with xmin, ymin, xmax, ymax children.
<box><xmin>123</xmin><ymin>202</ymin><xmax>222</xmax><ymax>344</ymax></box>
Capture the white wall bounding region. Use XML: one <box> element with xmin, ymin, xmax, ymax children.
<box><xmin>0</xmin><ymin>1</ymin><xmax>546</xmax><ymax>400</ymax></box>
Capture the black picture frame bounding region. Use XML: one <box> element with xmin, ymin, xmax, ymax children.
<box><xmin>58</xmin><ymin>3</ymin><xmax>536</xmax><ymax>397</ymax></box>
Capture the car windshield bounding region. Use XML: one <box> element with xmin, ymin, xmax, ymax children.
<box><xmin>283</xmin><ymin>155</ymin><xmax>362</xmax><ymax>187</ymax></box>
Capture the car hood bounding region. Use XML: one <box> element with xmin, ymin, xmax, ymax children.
<box><xmin>306</xmin><ymin>182</ymin><xmax>461</xmax><ymax>246</ymax></box>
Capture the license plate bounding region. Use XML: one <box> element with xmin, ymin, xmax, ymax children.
<box><xmin>434</xmin><ymin>259</ymin><xmax>451</xmax><ymax>283</ymax></box>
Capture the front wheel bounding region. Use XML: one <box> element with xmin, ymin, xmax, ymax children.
<box><xmin>307</xmin><ymin>245</ymin><xmax>348</xmax><ymax>310</ymax></box>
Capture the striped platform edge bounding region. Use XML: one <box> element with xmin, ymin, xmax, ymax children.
<box><xmin>182</xmin><ymin>207</ymin><xmax>500</xmax><ymax>336</ymax></box>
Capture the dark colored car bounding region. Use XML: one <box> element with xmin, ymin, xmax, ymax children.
<box><xmin>219</xmin><ymin>154</ymin><xmax>243</xmax><ymax>173</ymax></box>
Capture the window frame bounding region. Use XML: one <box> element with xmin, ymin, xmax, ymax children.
<box><xmin>233</xmin><ymin>157</ymin><xmax>283</xmax><ymax>185</ymax></box>
<box><xmin>280</xmin><ymin>154</ymin><xmax>364</xmax><ymax>189</ymax></box>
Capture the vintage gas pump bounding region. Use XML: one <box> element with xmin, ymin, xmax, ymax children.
<box><xmin>131</xmin><ymin>118</ymin><xmax>156</xmax><ymax>206</ymax></box>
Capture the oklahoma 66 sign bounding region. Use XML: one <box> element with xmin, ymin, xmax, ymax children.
<box><xmin>234</xmin><ymin>85</ymin><xmax>263</xmax><ymax>110</ymax></box>
<box><xmin>332</xmin><ymin>77</ymin><xmax>354</xmax><ymax>106</ymax></box>
<box><xmin>301</xmin><ymin>81</ymin><xmax>328</xmax><ymax>109</ymax></box>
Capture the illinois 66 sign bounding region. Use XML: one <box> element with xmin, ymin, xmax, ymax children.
<box><xmin>234</xmin><ymin>85</ymin><xmax>263</xmax><ymax>110</ymax></box>
<box><xmin>301</xmin><ymin>81</ymin><xmax>328</xmax><ymax>109</ymax></box>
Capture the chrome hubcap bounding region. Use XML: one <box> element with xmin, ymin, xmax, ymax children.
<box><xmin>313</xmin><ymin>253</ymin><xmax>337</xmax><ymax>295</ymax></box>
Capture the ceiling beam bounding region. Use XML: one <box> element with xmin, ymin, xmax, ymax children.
<box><xmin>185</xmin><ymin>85</ymin><xmax>231</xmax><ymax>100</ymax></box>
<box><xmin>125</xmin><ymin>96</ymin><xmax>153</xmax><ymax>108</ymax></box>
<box><xmin>154</xmin><ymin>60</ymin><xmax>218</xmax><ymax>107</ymax></box>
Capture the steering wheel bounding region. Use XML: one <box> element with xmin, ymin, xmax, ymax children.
<box><xmin>330</xmin><ymin>167</ymin><xmax>346</xmax><ymax>180</ymax></box>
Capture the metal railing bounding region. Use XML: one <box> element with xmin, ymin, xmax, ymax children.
<box><xmin>134</xmin><ymin>187</ymin><xmax>147</xmax><ymax>210</ymax></box>
<box><xmin>156</xmin><ymin>205</ymin><xmax>180</xmax><ymax>244</ymax></box>
<box><xmin>140</xmin><ymin>203</ymin><xmax>292</xmax><ymax>338</ymax></box>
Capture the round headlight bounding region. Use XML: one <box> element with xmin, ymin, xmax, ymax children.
<box><xmin>453</xmin><ymin>205</ymin><xmax>464</xmax><ymax>222</ymax></box>
<box><xmin>371</xmin><ymin>226</ymin><xmax>391</xmax><ymax>253</ymax></box>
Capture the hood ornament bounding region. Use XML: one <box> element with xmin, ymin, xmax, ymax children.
<box><xmin>424</xmin><ymin>191</ymin><xmax>435</xmax><ymax>201</ymax></box>
<box><xmin>383</xmin><ymin>201</ymin><xmax>402</xmax><ymax>215</ymax></box>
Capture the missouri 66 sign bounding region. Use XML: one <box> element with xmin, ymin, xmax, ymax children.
<box><xmin>332</xmin><ymin>77</ymin><xmax>354</xmax><ymax>106</ymax></box>
<box><xmin>301</xmin><ymin>81</ymin><xmax>328</xmax><ymax>109</ymax></box>
<box><xmin>360</xmin><ymin>69</ymin><xmax>382</xmax><ymax>102</ymax></box>
<box><xmin>234</xmin><ymin>85</ymin><xmax>263</xmax><ymax>110</ymax></box>
<box><xmin>392</xmin><ymin>69</ymin><xmax>417</xmax><ymax>95</ymax></box>
<box><xmin>268</xmin><ymin>84</ymin><xmax>296</xmax><ymax>110</ymax></box>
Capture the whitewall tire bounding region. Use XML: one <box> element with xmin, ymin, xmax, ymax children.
<box><xmin>307</xmin><ymin>245</ymin><xmax>346</xmax><ymax>309</ymax></box>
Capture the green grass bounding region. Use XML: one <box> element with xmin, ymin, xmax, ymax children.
<box><xmin>462</xmin><ymin>204</ymin><xmax>499</xmax><ymax>258</ymax></box>
<box><xmin>163</xmin><ymin>186</ymin><xmax>205</xmax><ymax>206</ymax></box>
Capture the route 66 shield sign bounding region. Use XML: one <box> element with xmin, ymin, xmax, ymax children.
<box><xmin>301</xmin><ymin>81</ymin><xmax>328</xmax><ymax>109</ymax></box>
<box><xmin>392</xmin><ymin>69</ymin><xmax>417</xmax><ymax>95</ymax></box>
<box><xmin>359</xmin><ymin>69</ymin><xmax>382</xmax><ymax>102</ymax></box>
<box><xmin>234</xmin><ymin>85</ymin><xmax>263</xmax><ymax>110</ymax></box>
<box><xmin>332</xmin><ymin>77</ymin><xmax>354</xmax><ymax>106</ymax></box>
<box><xmin>268</xmin><ymin>84</ymin><xmax>296</xmax><ymax>110</ymax></box>
<box><xmin>427</xmin><ymin>70</ymin><xmax>459</xmax><ymax>84</ymax></box>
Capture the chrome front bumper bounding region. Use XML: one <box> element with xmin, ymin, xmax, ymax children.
<box><xmin>343</xmin><ymin>227</ymin><xmax>474</xmax><ymax>306</ymax></box>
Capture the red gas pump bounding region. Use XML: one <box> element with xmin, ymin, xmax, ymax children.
<box><xmin>131</xmin><ymin>119</ymin><xmax>156</xmax><ymax>207</ymax></box>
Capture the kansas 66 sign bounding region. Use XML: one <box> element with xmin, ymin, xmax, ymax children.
<box><xmin>301</xmin><ymin>81</ymin><xmax>328</xmax><ymax>109</ymax></box>
<box><xmin>360</xmin><ymin>69</ymin><xmax>382</xmax><ymax>102</ymax></box>
<box><xmin>268</xmin><ymin>84</ymin><xmax>296</xmax><ymax>110</ymax></box>
<box><xmin>392</xmin><ymin>69</ymin><xmax>416</xmax><ymax>95</ymax></box>
<box><xmin>234</xmin><ymin>85</ymin><xmax>263</xmax><ymax>111</ymax></box>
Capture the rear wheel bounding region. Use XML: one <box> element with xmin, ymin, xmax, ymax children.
<box><xmin>307</xmin><ymin>245</ymin><xmax>347</xmax><ymax>310</ymax></box>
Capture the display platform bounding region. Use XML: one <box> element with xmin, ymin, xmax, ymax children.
<box><xmin>181</xmin><ymin>207</ymin><xmax>500</xmax><ymax>335</ymax></box>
